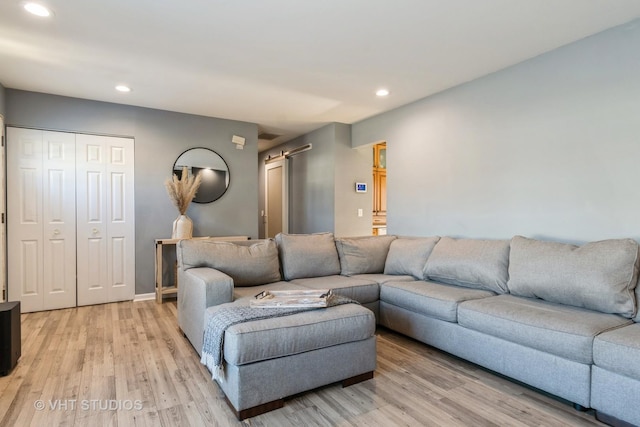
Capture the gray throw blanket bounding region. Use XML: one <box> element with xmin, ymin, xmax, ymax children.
<box><xmin>201</xmin><ymin>294</ymin><xmax>358</xmax><ymax>381</ymax></box>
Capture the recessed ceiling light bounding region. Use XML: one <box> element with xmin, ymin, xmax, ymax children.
<box><xmin>23</xmin><ymin>2</ymin><xmax>51</xmax><ymax>17</ymax></box>
<box><xmin>376</xmin><ymin>89</ymin><xmax>390</xmax><ymax>97</ymax></box>
<box><xmin>115</xmin><ymin>85</ymin><xmax>131</xmax><ymax>93</ymax></box>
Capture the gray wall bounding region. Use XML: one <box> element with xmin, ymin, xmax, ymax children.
<box><xmin>6</xmin><ymin>90</ymin><xmax>259</xmax><ymax>294</ymax></box>
<box><xmin>0</xmin><ymin>82</ymin><xmax>5</xmax><ymax>117</ymax></box>
<box><xmin>258</xmin><ymin>123</ymin><xmax>372</xmax><ymax>238</ymax></box>
<box><xmin>333</xmin><ymin>123</ymin><xmax>373</xmax><ymax>237</ymax></box>
<box><xmin>352</xmin><ymin>19</ymin><xmax>640</xmax><ymax>244</ymax></box>
<box><xmin>259</xmin><ymin>124</ymin><xmax>335</xmax><ymax>236</ymax></box>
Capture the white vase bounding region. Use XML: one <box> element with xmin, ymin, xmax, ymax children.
<box><xmin>172</xmin><ymin>214</ymin><xmax>193</xmax><ymax>239</ymax></box>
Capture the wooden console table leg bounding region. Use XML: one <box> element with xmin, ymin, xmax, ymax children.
<box><xmin>155</xmin><ymin>241</ymin><xmax>163</xmax><ymax>303</ymax></box>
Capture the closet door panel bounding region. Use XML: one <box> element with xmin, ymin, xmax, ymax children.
<box><xmin>76</xmin><ymin>135</ymin><xmax>108</xmax><ymax>306</ymax></box>
<box><xmin>7</xmin><ymin>128</ymin><xmax>44</xmax><ymax>312</ymax></box>
<box><xmin>8</xmin><ymin>129</ymin><xmax>76</xmax><ymax>312</ymax></box>
<box><xmin>105</xmin><ymin>137</ymin><xmax>135</xmax><ymax>303</ymax></box>
<box><xmin>76</xmin><ymin>134</ymin><xmax>134</xmax><ymax>305</ymax></box>
<box><xmin>42</xmin><ymin>131</ymin><xmax>77</xmax><ymax>310</ymax></box>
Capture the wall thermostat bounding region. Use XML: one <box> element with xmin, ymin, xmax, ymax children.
<box><xmin>355</xmin><ymin>182</ymin><xmax>367</xmax><ymax>193</ymax></box>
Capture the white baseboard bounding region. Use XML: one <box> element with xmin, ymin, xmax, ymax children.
<box><xmin>134</xmin><ymin>293</ymin><xmax>155</xmax><ymax>302</ymax></box>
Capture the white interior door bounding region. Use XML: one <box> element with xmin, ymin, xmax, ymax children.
<box><xmin>265</xmin><ymin>158</ymin><xmax>288</xmax><ymax>238</ymax></box>
<box><xmin>42</xmin><ymin>131</ymin><xmax>77</xmax><ymax>309</ymax></box>
<box><xmin>7</xmin><ymin>128</ymin><xmax>76</xmax><ymax>312</ymax></box>
<box><xmin>104</xmin><ymin>135</ymin><xmax>135</xmax><ymax>303</ymax></box>
<box><xmin>76</xmin><ymin>134</ymin><xmax>134</xmax><ymax>306</ymax></box>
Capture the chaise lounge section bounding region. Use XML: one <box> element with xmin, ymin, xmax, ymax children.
<box><xmin>177</xmin><ymin>232</ymin><xmax>640</xmax><ymax>425</ymax></box>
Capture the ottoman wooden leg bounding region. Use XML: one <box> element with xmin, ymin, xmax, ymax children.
<box><xmin>226</xmin><ymin>395</ymin><xmax>285</xmax><ymax>421</ymax></box>
<box><xmin>342</xmin><ymin>371</ymin><xmax>374</xmax><ymax>387</ymax></box>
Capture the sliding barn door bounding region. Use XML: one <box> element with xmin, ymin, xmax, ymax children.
<box><xmin>265</xmin><ymin>158</ymin><xmax>289</xmax><ymax>238</ymax></box>
<box><xmin>76</xmin><ymin>134</ymin><xmax>135</xmax><ymax>306</ymax></box>
<box><xmin>7</xmin><ymin>128</ymin><xmax>77</xmax><ymax>312</ymax></box>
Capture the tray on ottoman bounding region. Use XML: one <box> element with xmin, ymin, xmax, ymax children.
<box><xmin>250</xmin><ymin>289</ymin><xmax>331</xmax><ymax>308</ymax></box>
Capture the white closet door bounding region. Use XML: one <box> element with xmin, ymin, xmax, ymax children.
<box><xmin>42</xmin><ymin>131</ymin><xmax>78</xmax><ymax>309</ymax></box>
<box><xmin>104</xmin><ymin>136</ymin><xmax>135</xmax><ymax>303</ymax></box>
<box><xmin>7</xmin><ymin>128</ymin><xmax>76</xmax><ymax>312</ymax></box>
<box><xmin>76</xmin><ymin>134</ymin><xmax>135</xmax><ymax>306</ymax></box>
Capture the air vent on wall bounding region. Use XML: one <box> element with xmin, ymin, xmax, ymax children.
<box><xmin>258</xmin><ymin>132</ymin><xmax>281</xmax><ymax>141</ymax></box>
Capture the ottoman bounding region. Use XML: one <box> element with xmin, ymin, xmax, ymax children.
<box><xmin>203</xmin><ymin>302</ymin><xmax>377</xmax><ymax>420</ymax></box>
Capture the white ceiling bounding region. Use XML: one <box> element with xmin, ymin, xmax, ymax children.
<box><xmin>2</xmin><ymin>1</ymin><xmax>640</xmax><ymax>151</ymax></box>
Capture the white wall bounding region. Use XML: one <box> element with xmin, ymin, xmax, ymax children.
<box><xmin>352</xmin><ymin>19</ymin><xmax>640</xmax><ymax>244</ymax></box>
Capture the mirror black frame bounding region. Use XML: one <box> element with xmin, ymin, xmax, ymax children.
<box><xmin>173</xmin><ymin>147</ymin><xmax>230</xmax><ymax>203</ymax></box>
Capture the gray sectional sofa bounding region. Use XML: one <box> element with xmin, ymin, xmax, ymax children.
<box><xmin>177</xmin><ymin>232</ymin><xmax>640</xmax><ymax>426</ymax></box>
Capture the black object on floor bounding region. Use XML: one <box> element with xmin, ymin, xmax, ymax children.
<box><xmin>0</xmin><ymin>301</ymin><xmax>21</xmax><ymax>376</ymax></box>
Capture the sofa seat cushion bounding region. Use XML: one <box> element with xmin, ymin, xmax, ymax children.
<box><xmin>351</xmin><ymin>273</ymin><xmax>415</xmax><ymax>285</ymax></box>
<box><xmin>291</xmin><ymin>275</ymin><xmax>379</xmax><ymax>304</ymax></box>
<box><xmin>594</xmin><ymin>323</ymin><xmax>640</xmax><ymax>381</ymax></box>
<box><xmin>380</xmin><ymin>280</ymin><xmax>495</xmax><ymax>323</ymax></box>
<box><xmin>458</xmin><ymin>295</ymin><xmax>632</xmax><ymax>364</ymax></box>
<box><xmin>204</xmin><ymin>302</ymin><xmax>375</xmax><ymax>366</ymax></box>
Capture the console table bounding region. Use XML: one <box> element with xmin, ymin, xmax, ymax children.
<box><xmin>155</xmin><ymin>236</ymin><xmax>249</xmax><ymax>303</ymax></box>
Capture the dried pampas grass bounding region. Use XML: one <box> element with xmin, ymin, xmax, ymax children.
<box><xmin>165</xmin><ymin>167</ymin><xmax>202</xmax><ymax>215</ymax></box>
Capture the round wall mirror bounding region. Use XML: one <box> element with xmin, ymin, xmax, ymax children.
<box><xmin>173</xmin><ymin>148</ymin><xmax>230</xmax><ymax>203</ymax></box>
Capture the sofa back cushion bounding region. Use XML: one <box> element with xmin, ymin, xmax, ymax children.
<box><xmin>177</xmin><ymin>238</ymin><xmax>281</xmax><ymax>286</ymax></box>
<box><xmin>424</xmin><ymin>237</ymin><xmax>510</xmax><ymax>293</ymax></box>
<box><xmin>335</xmin><ymin>235</ymin><xmax>397</xmax><ymax>276</ymax></box>
<box><xmin>635</xmin><ymin>285</ymin><xmax>640</xmax><ymax>322</ymax></box>
<box><xmin>384</xmin><ymin>236</ymin><xmax>440</xmax><ymax>279</ymax></box>
<box><xmin>508</xmin><ymin>236</ymin><xmax>640</xmax><ymax>318</ymax></box>
<box><xmin>275</xmin><ymin>232</ymin><xmax>341</xmax><ymax>280</ymax></box>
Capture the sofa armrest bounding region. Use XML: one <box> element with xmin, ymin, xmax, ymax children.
<box><xmin>178</xmin><ymin>267</ymin><xmax>234</xmax><ymax>355</ymax></box>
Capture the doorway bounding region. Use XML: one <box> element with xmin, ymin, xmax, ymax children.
<box><xmin>264</xmin><ymin>158</ymin><xmax>289</xmax><ymax>238</ymax></box>
<box><xmin>372</xmin><ymin>142</ymin><xmax>387</xmax><ymax>235</ymax></box>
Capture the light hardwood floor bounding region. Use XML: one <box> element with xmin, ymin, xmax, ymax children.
<box><xmin>0</xmin><ymin>300</ymin><xmax>605</xmax><ymax>426</ymax></box>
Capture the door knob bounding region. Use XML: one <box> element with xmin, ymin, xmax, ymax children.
<box><xmin>92</xmin><ymin>228</ymin><xmax>99</xmax><ymax>234</ymax></box>
<box><xmin>53</xmin><ymin>229</ymin><xmax>60</xmax><ymax>235</ymax></box>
